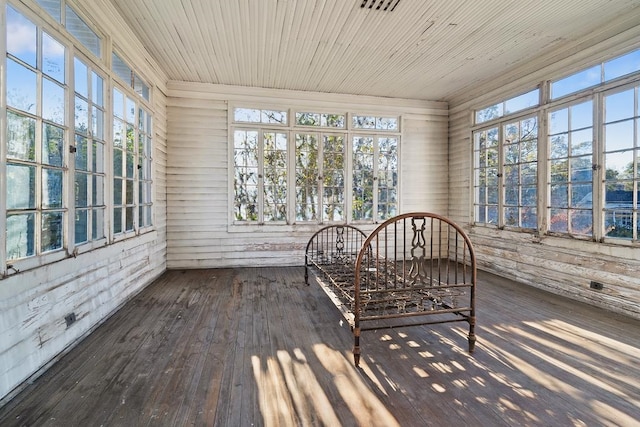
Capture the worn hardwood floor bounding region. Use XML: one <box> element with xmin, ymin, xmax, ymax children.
<box><xmin>1</xmin><ymin>267</ymin><xmax>639</xmax><ymax>426</ymax></box>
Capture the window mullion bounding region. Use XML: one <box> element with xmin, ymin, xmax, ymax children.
<box><xmin>592</xmin><ymin>94</ymin><xmax>604</xmax><ymax>242</ymax></box>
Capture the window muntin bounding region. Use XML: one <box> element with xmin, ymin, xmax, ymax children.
<box><xmin>6</xmin><ymin>7</ymin><xmax>67</xmax><ymax>261</ymax></box>
<box><xmin>603</xmin><ymin>86</ymin><xmax>640</xmax><ymax>241</ymax></box>
<box><xmin>548</xmin><ymin>101</ymin><xmax>594</xmax><ymax>237</ymax></box>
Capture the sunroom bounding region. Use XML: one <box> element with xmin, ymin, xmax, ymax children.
<box><xmin>1</xmin><ymin>0</ymin><xmax>639</xmax><ymax>425</ymax></box>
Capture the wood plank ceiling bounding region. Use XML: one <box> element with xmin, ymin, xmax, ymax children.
<box><xmin>108</xmin><ymin>0</ymin><xmax>640</xmax><ymax>101</ymax></box>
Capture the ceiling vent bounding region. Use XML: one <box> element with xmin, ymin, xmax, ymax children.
<box><xmin>360</xmin><ymin>0</ymin><xmax>401</xmax><ymax>12</ymax></box>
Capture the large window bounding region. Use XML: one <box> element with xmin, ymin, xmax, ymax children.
<box><xmin>232</xmin><ymin>108</ymin><xmax>399</xmax><ymax>225</ymax></box>
<box><xmin>3</xmin><ymin>3</ymin><xmax>154</xmax><ymax>275</ymax></box>
<box><xmin>6</xmin><ymin>6</ymin><xmax>67</xmax><ymax>261</ymax></box>
<box><xmin>473</xmin><ymin>46</ymin><xmax>640</xmax><ymax>244</ymax></box>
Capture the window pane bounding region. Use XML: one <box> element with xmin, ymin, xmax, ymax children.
<box><xmin>321</xmin><ymin>114</ymin><xmax>345</xmax><ymax>128</ymax></box>
<box><xmin>75</xmin><ymin>135</ymin><xmax>88</xmax><ymax>170</ymax></box>
<box><xmin>7</xmin><ymin>213</ymin><xmax>36</xmax><ymax>259</ymax></box>
<box><xmin>6</xmin><ymin>6</ymin><xmax>36</xmax><ymax>67</ymax></box>
<box><xmin>66</xmin><ymin>5</ymin><xmax>101</xmax><ymax>57</ymax></box>
<box><xmin>74</xmin><ymin>57</ymin><xmax>88</xmax><ymax>97</ymax></box>
<box><xmin>134</xmin><ymin>73</ymin><xmax>150</xmax><ymax>101</ymax></box>
<box><xmin>295</xmin><ymin>134</ymin><xmax>319</xmax><ymax>221</ymax></box>
<box><xmin>113</xmin><ymin>207</ymin><xmax>122</xmax><ymax>233</ymax></box>
<box><xmin>296</xmin><ymin>112</ymin><xmax>320</xmax><ymax>126</ymax></box>
<box><xmin>42</xmin><ymin>211</ymin><xmax>63</xmax><ymax>252</ymax></box>
<box><xmin>571</xmin><ymin>101</ymin><xmax>593</xmax><ymax>130</ymax></box>
<box><xmin>93</xmin><ymin>175</ymin><xmax>104</xmax><ymax>205</ymax></box>
<box><xmin>605</xmin><ymin>121</ymin><xmax>634</xmax><ymax>152</ymax></box>
<box><xmin>475</xmin><ymin>104</ymin><xmax>503</xmax><ymax>124</ymax></box>
<box><xmin>605</xmin><ymin>89</ymin><xmax>634</xmax><ymax>122</ymax></box>
<box><xmin>261</xmin><ymin>109</ymin><xmax>286</xmax><ymax>124</ymax></box>
<box><xmin>353</xmin><ymin>116</ymin><xmax>376</xmax><ymax>129</ymax></box>
<box><xmin>7</xmin><ymin>111</ymin><xmax>36</xmax><ymax>161</ymax></box>
<box><xmin>604</xmin><ymin>49</ymin><xmax>640</xmax><ymax>82</ymax></box>
<box><xmin>605</xmin><ymin>210</ymin><xmax>634</xmax><ymax>239</ymax></box>
<box><xmin>263</xmin><ymin>132</ymin><xmax>287</xmax><ymax>222</ymax></box>
<box><xmin>125</xmin><ymin>207</ymin><xmax>134</xmax><ymax>231</ymax></box>
<box><xmin>93</xmin><ymin>107</ymin><xmax>105</xmax><ymax>140</ymax></box>
<box><xmin>126</xmin><ymin>179</ymin><xmax>134</xmax><ymax>204</ymax></box>
<box><xmin>36</xmin><ymin>0</ymin><xmax>61</xmax><ymax>22</ymax></box>
<box><xmin>7</xmin><ymin>59</ymin><xmax>37</xmax><ymax>114</ymax></box>
<box><xmin>42</xmin><ymin>168</ymin><xmax>63</xmax><ymax>208</ymax></box>
<box><xmin>75</xmin><ymin>96</ymin><xmax>89</xmax><ymax>133</ymax></box>
<box><xmin>504</xmin><ymin>89</ymin><xmax>539</xmax><ymax>114</ymax></box>
<box><xmin>42</xmin><ymin>77</ymin><xmax>65</xmax><ymax>124</ymax></box>
<box><xmin>112</xmin><ymin>52</ymin><xmax>131</xmax><ymax>85</ymax></box>
<box><xmin>92</xmin><ymin>72</ymin><xmax>104</xmax><ymax>107</ymax></box>
<box><xmin>43</xmin><ymin>123</ymin><xmax>64</xmax><ymax>167</ymax></box>
<box><xmin>114</xmin><ymin>178</ymin><xmax>123</xmax><ymax>204</ymax></box>
<box><xmin>42</xmin><ymin>32</ymin><xmax>65</xmax><ymax>83</ymax></box>
<box><xmin>75</xmin><ymin>172</ymin><xmax>89</xmax><ymax>207</ymax></box>
<box><xmin>552</xmin><ymin>66</ymin><xmax>601</xmax><ymax>99</ymax></box>
<box><xmin>322</xmin><ymin>135</ymin><xmax>345</xmax><ymax>222</ymax></box>
<box><xmin>234</xmin><ymin>130</ymin><xmax>259</xmax><ymax>221</ymax></box>
<box><xmin>352</xmin><ymin>136</ymin><xmax>374</xmax><ymax>220</ymax></box>
<box><xmin>93</xmin><ymin>207</ymin><xmax>105</xmax><ymax>239</ymax></box>
<box><xmin>93</xmin><ymin>141</ymin><xmax>105</xmax><ymax>173</ymax></box>
<box><xmin>7</xmin><ymin>164</ymin><xmax>36</xmax><ymax>209</ymax></box>
<box><xmin>234</xmin><ymin>108</ymin><xmax>260</xmax><ymax>122</ymax></box>
<box><xmin>75</xmin><ymin>209</ymin><xmax>88</xmax><ymax>244</ymax></box>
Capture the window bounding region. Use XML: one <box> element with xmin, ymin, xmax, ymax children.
<box><xmin>111</xmin><ymin>53</ymin><xmax>153</xmax><ymax>235</ymax></box>
<box><xmin>6</xmin><ymin>6</ymin><xmax>67</xmax><ymax>261</ymax></box>
<box><xmin>551</xmin><ymin>48</ymin><xmax>640</xmax><ymax>100</ymax></box>
<box><xmin>3</xmin><ymin>4</ymin><xmax>154</xmax><ymax>275</ymax></box>
<box><xmin>73</xmin><ymin>57</ymin><xmax>106</xmax><ymax>244</ymax></box>
<box><xmin>295</xmin><ymin>133</ymin><xmax>346</xmax><ymax>222</ymax></box>
<box><xmin>232</xmin><ymin>108</ymin><xmax>399</xmax><ymax>225</ymax></box>
<box><xmin>233</xmin><ymin>129</ymin><xmax>288</xmax><ymax>222</ymax></box>
<box><xmin>473</xmin><ymin>127</ymin><xmax>499</xmax><ymax>225</ymax></box>
<box><xmin>113</xmin><ymin>52</ymin><xmax>150</xmax><ymax>101</ymax></box>
<box><xmin>352</xmin><ymin>135</ymin><xmax>398</xmax><ymax>221</ymax></box>
<box><xmin>473</xmin><ymin>116</ymin><xmax>538</xmax><ymax>229</ymax></box>
<box><xmin>475</xmin><ymin>89</ymin><xmax>540</xmax><ymax>124</ymax></box>
<box><xmin>603</xmin><ymin>86</ymin><xmax>640</xmax><ymax>240</ymax></box>
<box><xmin>473</xmin><ymin>46</ymin><xmax>640</xmax><ymax>244</ymax></box>
<box><xmin>548</xmin><ymin>101</ymin><xmax>593</xmax><ymax>236</ymax></box>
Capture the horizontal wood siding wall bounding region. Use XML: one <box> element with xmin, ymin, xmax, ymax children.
<box><xmin>166</xmin><ymin>82</ymin><xmax>448</xmax><ymax>269</ymax></box>
<box><xmin>447</xmin><ymin>24</ymin><xmax>640</xmax><ymax>319</ymax></box>
<box><xmin>0</xmin><ymin>1</ymin><xmax>169</xmax><ymax>403</ymax></box>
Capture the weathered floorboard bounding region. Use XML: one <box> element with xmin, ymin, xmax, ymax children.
<box><xmin>0</xmin><ymin>267</ymin><xmax>639</xmax><ymax>426</ymax></box>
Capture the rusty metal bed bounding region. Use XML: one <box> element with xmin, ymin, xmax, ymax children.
<box><xmin>305</xmin><ymin>212</ymin><xmax>476</xmax><ymax>366</ymax></box>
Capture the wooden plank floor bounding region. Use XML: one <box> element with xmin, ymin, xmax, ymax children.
<box><xmin>1</xmin><ymin>267</ymin><xmax>639</xmax><ymax>426</ymax></box>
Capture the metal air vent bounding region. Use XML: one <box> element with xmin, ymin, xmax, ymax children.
<box><xmin>360</xmin><ymin>0</ymin><xmax>401</xmax><ymax>12</ymax></box>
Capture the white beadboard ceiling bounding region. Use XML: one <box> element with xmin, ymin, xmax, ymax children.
<box><xmin>109</xmin><ymin>0</ymin><xmax>640</xmax><ymax>101</ymax></box>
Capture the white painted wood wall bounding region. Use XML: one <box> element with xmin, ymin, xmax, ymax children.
<box><xmin>0</xmin><ymin>0</ymin><xmax>168</xmax><ymax>404</ymax></box>
<box><xmin>447</xmin><ymin>23</ymin><xmax>640</xmax><ymax>319</ymax></box>
<box><xmin>166</xmin><ymin>82</ymin><xmax>449</xmax><ymax>269</ymax></box>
